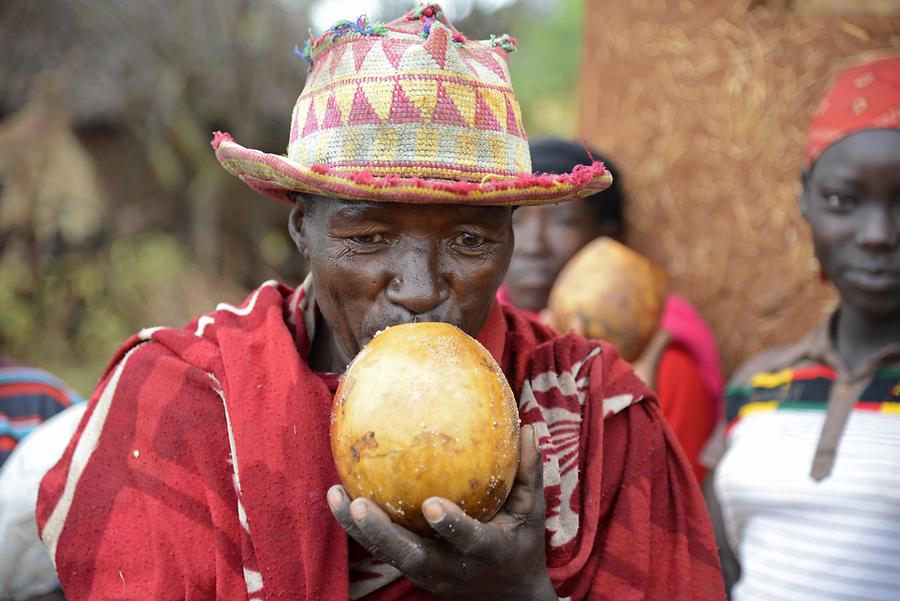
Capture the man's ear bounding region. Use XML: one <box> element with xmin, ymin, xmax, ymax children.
<box><xmin>288</xmin><ymin>194</ymin><xmax>310</xmax><ymax>258</ymax></box>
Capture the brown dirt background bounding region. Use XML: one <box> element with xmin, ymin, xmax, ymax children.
<box><xmin>578</xmin><ymin>0</ymin><xmax>900</xmax><ymax>377</ymax></box>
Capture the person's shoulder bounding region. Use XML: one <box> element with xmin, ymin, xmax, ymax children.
<box><xmin>728</xmin><ymin>335</ymin><xmax>812</xmax><ymax>390</ymax></box>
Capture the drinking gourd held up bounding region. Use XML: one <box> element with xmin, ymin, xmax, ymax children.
<box><xmin>331</xmin><ymin>322</ymin><xmax>520</xmax><ymax>535</ymax></box>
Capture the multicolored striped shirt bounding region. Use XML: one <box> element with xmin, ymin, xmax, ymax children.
<box><xmin>0</xmin><ymin>358</ymin><xmax>83</xmax><ymax>467</ymax></box>
<box><xmin>727</xmin><ymin>364</ymin><xmax>900</xmax><ymax>427</ymax></box>
<box><xmin>710</xmin><ymin>314</ymin><xmax>900</xmax><ymax>601</ymax></box>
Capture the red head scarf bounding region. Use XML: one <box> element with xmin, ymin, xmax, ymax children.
<box><xmin>805</xmin><ymin>55</ymin><xmax>900</xmax><ymax>169</ymax></box>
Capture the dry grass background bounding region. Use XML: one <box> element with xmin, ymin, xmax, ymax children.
<box><xmin>578</xmin><ymin>0</ymin><xmax>900</xmax><ymax>377</ymax></box>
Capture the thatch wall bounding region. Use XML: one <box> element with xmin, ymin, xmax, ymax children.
<box><xmin>578</xmin><ymin>0</ymin><xmax>899</xmax><ymax>376</ymax></box>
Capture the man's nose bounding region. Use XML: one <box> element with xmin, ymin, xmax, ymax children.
<box><xmin>385</xmin><ymin>241</ymin><xmax>450</xmax><ymax>316</ymax></box>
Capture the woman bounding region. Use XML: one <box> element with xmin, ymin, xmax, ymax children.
<box><xmin>707</xmin><ymin>55</ymin><xmax>900</xmax><ymax>601</ymax></box>
<box><xmin>503</xmin><ymin>137</ymin><xmax>723</xmax><ymax>482</ymax></box>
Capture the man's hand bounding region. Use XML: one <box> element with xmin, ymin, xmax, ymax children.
<box><xmin>328</xmin><ymin>424</ymin><xmax>558</xmax><ymax>601</ymax></box>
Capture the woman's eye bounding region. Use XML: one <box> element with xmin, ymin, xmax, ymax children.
<box><xmin>453</xmin><ymin>233</ymin><xmax>486</xmax><ymax>248</ymax></box>
<box><xmin>351</xmin><ymin>233</ymin><xmax>385</xmax><ymax>244</ymax></box>
<box><xmin>824</xmin><ymin>193</ymin><xmax>857</xmax><ymax>210</ymax></box>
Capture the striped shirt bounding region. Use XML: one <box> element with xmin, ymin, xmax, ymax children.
<box><xmin>0</xmin><ymin>358</ymin><xmax>83</xmax><ymax>467</ymax></box>
<box><xmin>712</xmin><ymin>315</ymin><xmax>900</xmax><ymax>601</ymax></box>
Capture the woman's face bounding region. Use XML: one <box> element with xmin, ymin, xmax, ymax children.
<box><xmin>803</xmin><ymin>129</ymin><xmax>900</xmax><ymax>318</ymax></box>
<box><xmin>504</xmin><ymin>201</ymin><xmax>599</xmax><ymax>312</ymax></box>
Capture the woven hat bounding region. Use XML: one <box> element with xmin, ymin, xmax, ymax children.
<box><xmin>211</xmin><ymin>3</ymin><xmax>611</xmax><ymax>205</ymax></box>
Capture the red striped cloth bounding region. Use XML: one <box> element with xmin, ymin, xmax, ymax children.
<box><xmin>37</xmin><ymin>282</ymin><xmax>723</xmax><ymax>600</ymax></box>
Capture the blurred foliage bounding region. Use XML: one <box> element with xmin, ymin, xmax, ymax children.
<box><xmin>507</xmin><ymin>0</ymin><xmax>583</xmax><ymax>137</ymax></box>
<box><xmin>0</xmin><ymin>0</ymin><xmax>583</xmax><ymax>395</ymax></box>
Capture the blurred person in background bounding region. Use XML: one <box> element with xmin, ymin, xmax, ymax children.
<box><xmin>0</xmin><ymin>358</ymin><xmax>82</xmax><ymax>467</ymax></box>
<box><xmin>0</xmin><ymin>403</ymin><xmax>86</xmax><ymax>601</ymax></box>
<box><xmin>0</xmin><ymin>360</ymin><xmax>81</xmax><ymax>601</ymax></box>
<box><xmin>705</xmin><ymin>55</ymin><xmax>900</xmax><ymax>601</ymax></box>
<box><xmin>35</xmin><ymin>5</ymin><xmax>724</xmax><ymax>600</ymax></box>
<box><xmin>502</xmin><ymin>137</ymin><xmax>723</xmax><ymax>482</ymax></box>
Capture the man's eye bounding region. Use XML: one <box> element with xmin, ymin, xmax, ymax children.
<box><xmin>453</xmin><ymin>233</ymin><xmax>486</xmax><ymax>248</ymax></box>
<box><xmin>351</xmin><ymin>233</ymin><xmax>385</xmax><ymax>244</ymax></box>
<box><xmin>824</xmin><ymin>193</ymin><xmax>857</xmax><ymax>210</ymax></box>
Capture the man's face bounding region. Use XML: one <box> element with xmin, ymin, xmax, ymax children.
<box><xmin>291</xmin><ymin>197</ymin><xmax>514</xmax><ymax>365</ymax></box>
<box><xmin>504</xmin><ymin>200</ymin><xmax>600</xmax><ymax>312</ymax></box>
<box><xmin>802</xmin><ymin>129</ymin><xmax>900</xmax><ymax>318</ymax></box>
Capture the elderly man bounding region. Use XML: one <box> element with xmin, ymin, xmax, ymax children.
<box><xmin>38</xmin><ymin>5</ymin><xmax>724</xmax><ymax>600</ymax></box>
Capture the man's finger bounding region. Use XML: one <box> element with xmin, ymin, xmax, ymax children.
<box><xmin>504</xmin><ymin>424</ymin><xmax>545</xmax><ymax>518</ymax></box>
<box><xmin>341</xmin><ymin>495</ymin><xmax>428</xmax><ymax>575</ymax></box>
<box><xmin>421</xmin><ymin>497</ymin><xmax>493</xmax><ymax>559</ymax></box>
<box><xmin>327</xmin><ymin>485</ymin><xmax>368</xmax><ymax>543</ymax></box>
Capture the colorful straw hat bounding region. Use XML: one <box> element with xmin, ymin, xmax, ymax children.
<box><xmin>211</xmin><ymin>3</ymin><xmax>611</xmax><ymax>205</ymax></box>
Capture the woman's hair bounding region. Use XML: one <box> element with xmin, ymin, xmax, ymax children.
<box><xmin>529</xmin><ymin>136</ymin><xmax>624</xmax><ymax>228</ymax></box>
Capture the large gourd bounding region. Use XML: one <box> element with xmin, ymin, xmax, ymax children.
<box><xmin>331</xmin><ymin>322</ymin><xmax>520</xmax><ymax>535</ymax></box>
<box><xmin>548</xmin><ymin>237</ymin><xmax>668</xmax><ymax>361</ymax></box>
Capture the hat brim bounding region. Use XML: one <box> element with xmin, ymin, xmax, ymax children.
<box><xmin>212</xmin><ymin>132</ymin><xmax>613</xmax><ymax>206</ymax></box>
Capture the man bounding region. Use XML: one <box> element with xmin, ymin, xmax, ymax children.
<box><xmin>38</xmin><ymin>5</ymin><xmax>724</xmax><ymax>600</ymax></box>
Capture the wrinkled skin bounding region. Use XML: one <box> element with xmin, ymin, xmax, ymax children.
<box><xmin>801</xmin><ymin>129</ymin><xmax>900</xmax><ymax>371</ymax></box>
<box><xmin>289</xmin><ymin>196</ymin><xmax>558</xmax><ymax>600</ymax></box>
<box><xmin>289</xmin><ymin>196</ymin><xmax>513</xmax><ymax>373</ymax></box>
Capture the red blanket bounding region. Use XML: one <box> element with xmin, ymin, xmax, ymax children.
<box><xmin>38</xmin><ymin>282</ymin><xmax>723</xmax><ymax>600</ymax></box>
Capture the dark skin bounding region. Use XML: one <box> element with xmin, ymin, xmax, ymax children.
<box><xmin>801</xmin><ymin>129</ymin><xmax>900</xmax><ymax>372</ymax></box>
<box><xmin>289</xmin><ymin>196</ymin><xmax>558</xmax><ymax>601</ymax></box>
<box><xmin>708</xmin><ymin>128</ymin><xmax>900</xmax><ymax>596</ymax></box>
<box><xmin>504</xmin><ymin>200</ymin><xmax>620</xmax><ymax>312</ymax></box>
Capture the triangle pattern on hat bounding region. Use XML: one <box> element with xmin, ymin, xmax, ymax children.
<box><xmin>432</xmin><ymin>82</ymin><xmax>468</xmax><ymax>128</ymax></box>
<box><xmin>364</xmin><ymin>80</ymin><xmax>395</xmax><ymax>123</ymax></box>
<box><xmin>441</xmin><ymin>81</ymin><xmax>476</xmax><ymax>128</ymax></box>
<box><xmin>398</xmin><ymin>43</ymin><xmax>441</xmax><ymax>73</ymax></box>
<box><xmin>506</xmin><ymin>92</ymin><xmax>524</xmax><ymax>136</ymax></box>
<box><xmin>359</xmin><ymin>42</ymin><xmax>394</xmax><ymax>75</ymax></box>
<box><xmin>301</xmin><ymin>98</ymin><xmax>319</xmax><ymax>136</ymax></box>
<box><xmin>328</xmin><ymin>42</ymin><xmax>348</xmax><ymax>77</ymax></box>
<box><xmin>423</xmin><ymin>25</ymin><xmax>450</xmax><ymax>69</ymax></box>
<box><xmin>352</xmin><ymin>37</ymin><xmax>379</xmax><ymax>72</ymax></box>
<box><xmin>313</xmin><ymin>92</ymin><xmax>330</xmax><ymax>126</ymax></box>
<box><xmin>441</xmin><ymin>42</ymin><xmax>469</xmax><ymax>78</ymax></box>
<box><xmin>320</xmin><ymin>92</ymin><xmax>343</xmax><ymax>129</ymax></box>
<box><xmin>382</xmin><ymin>39</ymin><xmax>411</xmax><ymax>70</ymax></box>
<box><xmin>388</xmin><ymin>80</ymin><xmax>423</xmax><ymax>124</ymax></box>
<box><xmin>479</xmin><ymin>88</ymin><xmax>508</xmax><ymax>132</ymax></box>
<box><xmin>291</xmin><ymin>96</ymin><xmax>312</xmax><ymax>143</ymax></box>
<box><xmin>474</xmin><ymin>91</ymin><xmax>502</xmax><ymax>132</ymax></box>
<box><xmin>400</xmin><ymin>78</ymin><xmax>439</xmax><ymax>124</ymax></box>
<box><xmin>334</xmin><ymin>83</ymin><xmax>356</xmax><ymax>125</ymax></box>
<box><xmin>504</xmin><ymin>93</ymin><xmax>521</xmax><ymax>138</ymax></box>
<box><xmin>464</xmin><ymin>55</ymin><xmax>503</xmax><ymax>85</ymax></box>
<box><xmin>348</xmin><ymin>84</ymin><xmax>381</xmax><ymax>125</ymax></box>
<box><xmin>473</xmin><ymin>48</ymin><xmax>508</xmax><ymax>82</ymax></box>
